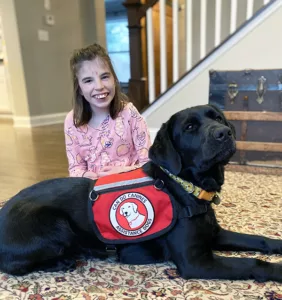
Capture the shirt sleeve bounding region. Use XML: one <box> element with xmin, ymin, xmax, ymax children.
<box><xmin>64</xmin><ymin>112</ymin><xmax>93</xmax><ymax>178</ymax></box>
<box><xmin>128</xmin><ymin>103</ymin><xmax>152</xmax><ymax>165</ymax></box>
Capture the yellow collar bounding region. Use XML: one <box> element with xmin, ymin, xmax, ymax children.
<box><xmin>160</xmin><ymin>167</ymin><xmax>221</xmax><ymax>204</ymax></box>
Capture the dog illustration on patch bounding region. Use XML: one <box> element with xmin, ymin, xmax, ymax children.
<box><xmin>119</xmin><ymin>202</ymin><xmax>145</xmax><ymax>229</ymax></box>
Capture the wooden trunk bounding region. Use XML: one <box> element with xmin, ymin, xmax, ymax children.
<box><xmin>209</xmin><ymin>69</ymin><xmax>282</xmax><ymax>167</ymax></box>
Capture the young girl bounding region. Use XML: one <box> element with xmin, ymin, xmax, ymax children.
<box><xmin>64</xmin><ymin>43</ymin><xmax>152</xmax><ymax>179</ymax></box>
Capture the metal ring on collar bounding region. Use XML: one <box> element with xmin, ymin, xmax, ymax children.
<box><xmin>154</xmin><ymin>179</ymin><xmax>165</xmax><ymax>190</ymax></box>
<box><xmin>89</xmin><ymin>189</ymin><xmax>99</xmax><ymax>201</ymax></box>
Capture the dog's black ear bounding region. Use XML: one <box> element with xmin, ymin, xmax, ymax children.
<box><xmin>149</xmin><ymin>121</ymin><xmax>182</xmax><ymax>175</ymax></box>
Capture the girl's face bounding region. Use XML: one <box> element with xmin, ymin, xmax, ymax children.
<box><xmin>77</xmin><ymin>58</ymin><xmax>116</xmax><ymax>113</ymax></box>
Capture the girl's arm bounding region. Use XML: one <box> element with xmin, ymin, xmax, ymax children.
<box><xmin>130</xmin><ymin>104</ymin><xmax>152</xmax><ymax>166</ymax></box>
<box><xmin>97</xmin><ymin>104</ymin><xmax>151</xmax><ymax>177</ymax></box>
<box><xmin>64</xmin><ymin>117</ymin><xmax>98</xmax><ymax>179</ymax></box>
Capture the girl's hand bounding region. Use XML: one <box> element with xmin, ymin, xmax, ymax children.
<box><xmin>97</xmin><ymin>165</ymin><xmax>137</xmax><ymax>177</ymax></box>
<box><xmin>82</xmin><ymin>171</ymin><xmax>98</xmax><ymax>180</ymax></box>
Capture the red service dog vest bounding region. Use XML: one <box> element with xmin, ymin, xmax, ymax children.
<box><xmin>88</xmin><ymin>169</ymin><xmax>177</xmax><ymax>244</ymax></box>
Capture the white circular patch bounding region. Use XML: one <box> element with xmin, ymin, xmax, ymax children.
<box><xmin>110</xmin><ymin>192</ymin><xmax>154</xmax><ymax>236</ymax></box>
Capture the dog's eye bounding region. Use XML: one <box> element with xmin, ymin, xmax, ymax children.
<box><xmin>186</xmin><ymin>123</ymin><xmax>194</xmax><ymax>131</ymax></box>
<box><xmin>215</xmin><ymin>116</ymin><xmax>224</xmax><ymax>123</ymax></box>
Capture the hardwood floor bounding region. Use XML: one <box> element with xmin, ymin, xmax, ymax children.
<box><xmin>0</xmin><ymin>123</ymin><xmax>68</xmax><ymax>202</ymax></box>
<box><xmin>1</xmin><ymin>122</ymin><xmax>281</xmax><ymax>202</ymax></box>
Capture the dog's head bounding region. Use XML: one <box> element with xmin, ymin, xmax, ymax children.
<box><xmin>149</xmin><ymin>104</ymin><xmax>236</xmax><ymax>190</ymax></box>
<box><xmin>120</xmin><ymin>202</ymin><xmax>138</xmax><ymax>218</ymax></box>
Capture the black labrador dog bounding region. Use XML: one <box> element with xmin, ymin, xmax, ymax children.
<box><xmin>0</xmin><ymin>104</ymin><xmax>282</xmax><ymax>282</ymax></box>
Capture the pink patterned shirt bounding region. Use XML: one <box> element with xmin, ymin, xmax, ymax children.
<box><xmin>64</xmin><ymin>102</ymin><xmax>151</xmax><ymax>179</ymax></box>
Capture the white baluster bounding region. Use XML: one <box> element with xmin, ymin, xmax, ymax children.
<box><xmin>186</xmin><ymin>0</ymin><xmax>192</xmax><ymax>70</ymax></box>
<box><xmin>200</xmin><ymin>0</ymin><xmax>207</xmax><ymax>59</ymax></box>
<box><xmin>160</xmin><ymin>0</ymin><xmax>167</xmax><ymax>93</ymax></box>
<box><xmin>230</xmin><ymin>0</ymin><xmax>237</xmax><ymax>34</ymax></box>
<box><xmin>146</xmin><ymin>8</ymin><xmax>155</xmax><ymax>103</ymax></box>
<box><xmin>215</xmin><ymin>0</ymin><xmax>222</xmax><ymax>47</ymax></box>
<box><xmin>173</xmin><ymin>0</ymin><xmax>179</xmax><ymax>82</ymax></box>
<box><xmin>246</xmin><ymin>0</ymin><xmax>254</xmax><ymax>20</ymax></box>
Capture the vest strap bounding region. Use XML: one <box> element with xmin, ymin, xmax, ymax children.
<box><xmin>179</xmin><ymin>204</ymin><xmax>208</xmax><ymax>218</ymax></box>
<box><xmin>105</xmin><ymin>245</ymin><xmax>118</xmax><ymax>256</ymax></box>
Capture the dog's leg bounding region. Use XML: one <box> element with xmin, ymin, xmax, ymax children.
<box><xmin>168</xmin><ymin>238</ymin><xmax>282</xmax><ymax>282</ymax></box>
<box><xmin>166</xmin><ymin>220</ymin><xmax>282</xmax><ymax>282</ymax></box>
<box><xmin>0</xmin><ymin>208</ymin><xmax>77</xmax><ymax>275</ymax></box>
<box><xmin>185</xmin><ymin>254</ymin><xmax>282</xmax><ymax>282</ymax></box>
<box><xmin>213</xmin><ymin>228</ymin><xmax>282</xmax><ymax>254</ymax></box>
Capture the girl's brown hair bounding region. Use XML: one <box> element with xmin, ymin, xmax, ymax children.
<box><xmin>70</xmin><ymin>43</ymin><xmax>128</xmax><ymax>127</ymax></box>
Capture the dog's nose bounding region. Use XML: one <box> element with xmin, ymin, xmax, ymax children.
<box><xmin>213</xmin><ymin>127</ymin><xmax>232</xmax><ymax>141</ymax></box>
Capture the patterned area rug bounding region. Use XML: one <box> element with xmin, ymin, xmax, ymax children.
<box><xmin>0</xmin><ymin>171</ymin><xmax>282</xmax><ymax>300</ymax></box>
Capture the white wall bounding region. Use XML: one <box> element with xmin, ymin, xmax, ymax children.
<box><xmin>0</xmin><ymin>15</ymin><xmax>11</xmax><ymax>114</ymax></box>
<box><xmin>0</xmin><ymin>64</ymin><xmax>10</xmax><ymax>113</ymax></box>
<box><xmin>146</xmin><ymin>2</ymin><xmax>282</xmax><ymax>132</ymax></box>
<box><xmin>0</xmin><ymin>0</ymin><xmax>106</xmax><ymax>122</ymax></box>
<box><xmin>0</xmin><ymin>0</ymin><xmax>29</xmax><ymax>117</ymax></box>
<box><xmin>177</xmin><ymin>0</ymin><xmax>264</xmax><ymax>78</ymax></box>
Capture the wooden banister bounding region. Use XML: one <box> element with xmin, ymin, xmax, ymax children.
<box><xmin>123</xmin><ymin>0</ymin><xmax>147</xmax><ymax>111</ymax></box>
<box><xmin>123</xmin><ymin>0</ymin><xmax>164</xmax><ymax>111</ymax></box>
<box><xmin>137</xmin><ymin>0</ymin><xmax>159</xmax><ymax>19</ymax></box>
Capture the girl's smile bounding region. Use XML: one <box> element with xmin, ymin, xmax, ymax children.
<box><xmin>93</xmin><ymin>92</ymin><xmax>109</xmax><ymax>99</ymax></box>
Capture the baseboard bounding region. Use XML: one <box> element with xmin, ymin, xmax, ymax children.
<box><xmin>13</xmin><ymin>112</ymin><xmax>68</xmax><ymax>128</ymax></box>
<box><xmin>11</xmin><ymin>117</ymin><xmax>159</xmax><ymax>136</ymax></box>
<box><xmin>0</xmin><ymin>111</ymin><xmax>13</xmax><ymax>124</ymax></box>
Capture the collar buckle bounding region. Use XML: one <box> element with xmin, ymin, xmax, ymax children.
<box><xmin>160</xmin><ymin>166</ymin><xmax>221</xmax><ymax>204</ymax></box>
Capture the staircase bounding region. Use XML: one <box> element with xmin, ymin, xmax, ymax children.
<box><xmin>123</xmin><ymin>0</ymin><xmax>278</xmax><ymax>114</ymax></box>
